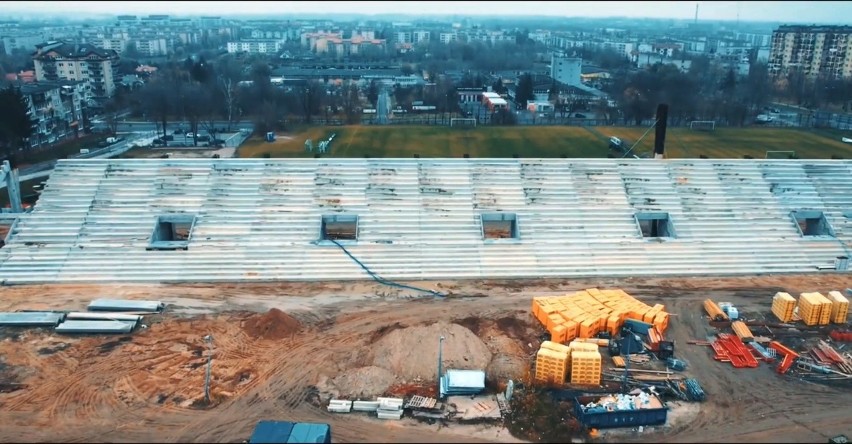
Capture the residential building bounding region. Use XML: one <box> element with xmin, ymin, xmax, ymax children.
<box><xmin>550</xmin><ymin>54</ymin><xmax>583</xmax><ymax>87</ymax></box>
<box><xmin>135</xmin><ymin>38</ymin><xmax>169</xmax><ymax>56</ymax></box>
<box><xmin>227</xmin><ymin>39</ymin><xmax>284</xmax><ymax>54</ymax></box>
<box><xmin>481</xmin><ymin>91</ymin><xmax>508</xmax><ymax>111</ymax></box>
<box><xmin>769</xmin><ymin>25</ymin><xmax>852</xmax><ymax>79</ymax></box>
<box><xmin>19</xmin><ymin>80</ymin><xmax>89</xmax><ymax>148</ymax></box>
<box><xmin>439</xmin><ymin>32</ymin><xmax>457</xmax><ymax>44</ymax></box>
<box><xmin>100</xmin><ymin>35</ymin><xmax>130</xmax><ymax>54</ymax></box>
<box><xmin>33</xmin><ymin>41</ymin><xmax>120</xmax><ymax>99</ymax></box>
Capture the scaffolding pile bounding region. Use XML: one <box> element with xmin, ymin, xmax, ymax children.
<box><xmin>532</xmin><ymin>288</ymin><xmax>670</xmax><ymax>343</ymax></box>
<box><xmin>826</xmin><ymin>291</ymin><xmax>849</xmax><ymax>324</ymax></box>
<box><xmin>798</xmin><ymin>292</ymin><xmax>833</xmax><ymax>326</ymax></box>
<box><xmin>771</xmin><ymin>292</ymin><xmax>797</xmax><ymax>323</ymax></box>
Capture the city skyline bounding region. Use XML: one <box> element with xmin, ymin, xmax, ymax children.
<box><xmin>1</xmin><ymin>1</ymin><xmax>850</xmax><ymax>24</ymax></box>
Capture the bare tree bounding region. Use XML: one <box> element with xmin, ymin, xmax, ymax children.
<box><xmin>298</xmin><ymin>80</ymin><xmax>325</xmax><ymax>124</ymax></box>
<box><xmin>139</xmin><ymin>81</ymin><xmax>174</xmax><ymax>139</ymax></box>
<box><xmin>182</xmin><ymin>84</ymin><xmax>208</xmax><ymax>146</ymax></box>
<box><xmin>339</xmin><ymin>81</ymin><xmax>362</xmax><ymax>124</ymax></box>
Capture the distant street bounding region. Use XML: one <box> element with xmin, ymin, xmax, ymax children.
<box><xmin>115</xmin><ymin>121</ymin><xmax>254</xmax><ymax>133</ymax></box>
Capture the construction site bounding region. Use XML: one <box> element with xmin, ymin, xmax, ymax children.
<box><xmin>0</xmin><ymin>105</ymin><xmax>850</xmax><ymax>443</ymax></box>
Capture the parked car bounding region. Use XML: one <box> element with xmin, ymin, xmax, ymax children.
<box><xmin>574</xmin><ymin>113</ymin><xmax>587</xmax><ymax>118</ymax></box>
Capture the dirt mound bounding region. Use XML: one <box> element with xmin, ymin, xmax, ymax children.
<box><xmin>242</xmin><ymin>308</ymin><xmax>301</xmax><ymax>340</ymax></box>
<box><xmin>324</xmin><ymin>366</ymin><xmax>396</xmax><ymax>399</ymax></box>
<box><xmin>370</xmin><ymin>321</ymin><xmax>492</xmax><ymax>381</ymax></box>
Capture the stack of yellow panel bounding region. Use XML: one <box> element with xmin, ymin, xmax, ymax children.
<box><xmin>530</xmin><ymin>289</ymin><xmax>670</xmax><ymax>343</ymax></box>
<box><xmin>826</xmin><ymin>291</ymin><xmax>850</xmax><ymax>324</ymax></box>
<box><xmin>731</xmin><ymin>321</ymin><xmax>754</xmax><ymax>343</ymax></box>
<box><xmin>798</xmin><ymin>292</ymin><xmax>832</xmax><ymax>326</ymax></box>
<box><xmin>569</xmin><ymin>349</ymin><xmax>602</xmax><ymax>385</ymax></box>
<box><xmin>534</xmin><ymin>341</ymin><xmax>571</xmax><ymax>385</ymax></box>
<box><xmin>771</xmin><ymin>292</ymin><xmax>797</xmax><ymax>323</ymax></box>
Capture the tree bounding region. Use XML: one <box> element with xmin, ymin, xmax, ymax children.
<box><xmin>549</xmin><ymin>79</ymin><xmax>561</xmax><ymax>102</ymax></box>
<box><xmin>297</xmin><ymin>80</ymin><xmax>325</xmax><ymax>124</ymax></box>
<box><xmin>492</xmin><ymin>78</ymin><xmax>507</xmax><ymax>94</ymax></box>
<box><xmin>182</xmin><ymin>83</ymin><xmax>209</xmax><ymax>146</ymax></box>
<box><xmin>215</xmin><ymin>55</ymin><xmax>243</xmax><ymax>130</ymax></box>
<box><xmin>139</xmin><ymin>81</ymin><xmax>174</xmax><ymax>139</ymax></box>
<box><xmin>0</xmin><ymin>85</ymin><xmax>34</xmax><ymax>157</ymax></box>
<box><xmin>515</xmin><ymin>73</ymin><xmax>534</xmax><ymax>108</ymax></box>
<box><xmin>339</xmin><ymin>81</ymin><xmax>362</xmax><ymax>124</ymax></box>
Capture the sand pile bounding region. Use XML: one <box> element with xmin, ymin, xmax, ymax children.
<box><xmin>242</xmin><ymin>308</ymin><xmax>301</xmax><ymax>340</ymax></box>
<box><xmin>324</xmin><ymin>366</ymin><xmax>396</xmax><ymax>399</ymax></box>
<box><xmin>370</xmin><ymin>321</ymin><xmax>492</xmax><ymax>381</ymax></box>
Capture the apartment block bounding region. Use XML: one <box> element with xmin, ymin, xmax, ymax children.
<box><xmin>33</xmin><ymin>41</ymin><xmax>120</xmax><ymax>99</ymax></box>
<box><xmin>20</xmin><ymin>80</ymin><xmax>89</xmax><ymax>148</ymax></box>
<box><xmin>135</xmin><ymin>38</ymin><xmax>169</xmax><ymax>56</ymax></box>
<box><xmin>226</xmin><ymin>39</ymin><xmax>284</xmax><ymax>54</ymax></box>
<box><xmin>769</xmin><ymin>25</ymin><xmax>852</xmax><ymax>79</ymax></box>
<box><xmin>551</xmin><ymin>54</ymin><xmax>583</xmax><ymax>87</ymax></box>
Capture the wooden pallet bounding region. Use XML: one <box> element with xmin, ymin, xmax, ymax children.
<box><xmin>407</xmin><ymin>395</ymin><xmax>437</xmax><ymax>409</ymax></box>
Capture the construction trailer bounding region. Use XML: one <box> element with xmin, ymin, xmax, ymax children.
<box><xmin>248</xmin><ymin>421</ymin><xmax>331</xmax><ymax>444</ymax></box>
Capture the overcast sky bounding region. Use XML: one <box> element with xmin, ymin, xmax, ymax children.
<box><xmin>2</xmin><ymin>1</ymin><xmax>849</xmax><ymax>23</ymax></box>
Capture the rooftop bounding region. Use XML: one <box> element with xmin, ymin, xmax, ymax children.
<box><xmin>0</xmin><ymin>158</ymin><xmax>850</xmax><ymax>284</ymax></box>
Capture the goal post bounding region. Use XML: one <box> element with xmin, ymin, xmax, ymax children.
<box><xmin>450</xmin><ymin>118</ymin><xmax>477</xmax><ymax>128</ymax></box>
<box><xmin>688</xmin><ymin>120</ymin><xmax>716</xmax><ymax>131</ymax></box>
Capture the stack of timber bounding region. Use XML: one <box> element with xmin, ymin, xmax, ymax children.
<box><xmin>732</xmin><ymin>321</ymin><xmax>754</xmax><ymax>343</ymax></box>
<box><xmin>826</xmin><ymin>291</ymin><xmax>849</xmax><ymax>324</ymax></box>
<box><xmin>771</xmin><ymin>292</ymin><xmax>797</xmax><ymax>323</ymax></box>
<box><xmin>532</xmin><ymin>288</ymin><xmax>670</xmax><ymax>343</ymax></box>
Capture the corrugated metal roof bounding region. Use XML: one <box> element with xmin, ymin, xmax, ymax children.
<box><xmin>54</xmin><ymin>319</ymin><xmax>136</xmax><ymax>334</ymax></box>
<box><xmin>87</xmin><ymin>299</ymin><xmax>164</xmax><ymax>312</ymax></box>
<box><xmin>0</xmin><ymin>312</ymin><xmax>65</xmax><ymax>326</ymax></box>
<box><xmin>0</xmin><ymin>158</ymin><xmax>850</xmax><ymax>284</ymax></box>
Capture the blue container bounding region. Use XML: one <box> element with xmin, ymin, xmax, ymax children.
<box><xmin>574</xmin><ymin>395</ymin><xmax>668</xmax><ymax>429</ymax></box>
<box><xmin>250</xmin><ymin>421</ymin><xmax>331</xmax><ymax>444</ymax></box>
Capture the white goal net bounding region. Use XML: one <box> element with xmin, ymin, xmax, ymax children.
<box><xmin>450</xmin><ymin>118</ymin><xmax>477</xmax><ymax>128</ymax></box>
<box><xmin>689</xmin><ymin>121</ymin><xmax>716</xmax><ymax>131</ymax></box>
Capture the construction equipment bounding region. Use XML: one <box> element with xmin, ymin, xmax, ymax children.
<box><xmin>768</xmin><ymin>341</ymin><xmax>799</xmax><ymax>374</ymax></box>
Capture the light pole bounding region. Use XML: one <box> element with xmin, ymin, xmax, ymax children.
<box><xmin>437</xmin><ymin>336</ymin><xmax>445</xmax><ymax>398</ymax></box>
<box><xmin>203</xmin><ymin>334</ymin><xmax>214</xmax><ymax>404</ymax></box>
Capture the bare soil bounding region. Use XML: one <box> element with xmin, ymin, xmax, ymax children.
<box><xmin>0</xmin><ymin>274</ymin><xmax>849</xmax><ymax>443</ymax></box>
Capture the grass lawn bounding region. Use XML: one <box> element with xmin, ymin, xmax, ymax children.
<box><xmin>238</xmin><ymin>125</ymin><xmax>852</xmax><ymax>160</ymax></box>
<box><xmin>602</xmin><ymin>126</ymin><xmax>852</xmax><ymax>159</ymax></box>
<box><xmin>239</xmin><ymin>126</ymin><xmax>608</xmax><ymax>159</ymax></box>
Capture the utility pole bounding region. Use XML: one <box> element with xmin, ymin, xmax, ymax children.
<box><xmin>204</xmin><ymin>334</ymin><xmax>214</xmax><ymax>404</ymax></box>
<box><xmin>437</xmin><ymin>336</ymin><xmax>445</xmax><ymax>398</ymax></box>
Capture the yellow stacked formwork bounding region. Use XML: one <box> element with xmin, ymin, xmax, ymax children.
<box><xmin>534</xmin><ymin>341</ymin><xmax>571</xmax><ymax>385</ymax></box>
<box><xmin>771</xmin><ymin>292</ymin><xmax>797</xmax><ymax>323</ymax></box>
<box><xmin>826</xmin><ymin>291</ymin><xmax>850</xmax><ymax>324</ymax></box>
<box><xmin>530</xmin><ymin>288</ymin><xmax>670</xmax><ymax>344</ymax></box>
<box><xmin>798</xmin><ymin>292</ymin><xmax>832</xmax><ymax>326</ymax></box>
<box><xmin>569</xmin><ymin>350</ymin><xmax>602</xmax><ymax>385</ymax></box>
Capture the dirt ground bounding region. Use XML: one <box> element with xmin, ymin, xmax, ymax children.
<box><xmin>0</xmin><ymin>274</ymin><xmax>850</xmax><ymax>443</ymax></box>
